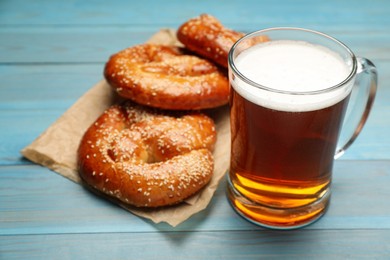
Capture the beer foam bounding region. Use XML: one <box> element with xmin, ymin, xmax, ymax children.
<box><xmin>232</xmin><ymin>40</ymin><xmax>354</xmax><ymax>112</ymax></box>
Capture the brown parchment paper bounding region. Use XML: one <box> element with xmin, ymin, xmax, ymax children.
<box><xmin>21</xmin><ymin>29</ymin><xmax>231</xmax><ymax>227</ymax></box>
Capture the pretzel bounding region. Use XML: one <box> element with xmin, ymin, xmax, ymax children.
<box><xmin>177</xmin><ymin>14</ymin><xmax>245</xmax><ymax>68</ymax></box>
<box><xmin>78</xmin><ymin>101</ymin><xmax>217</xmax><ymax>207</ymax></box>
<box><xmin>104</xmin><ymin>44</ymin><xmax>229</xmax><ymax>110</ymax></box>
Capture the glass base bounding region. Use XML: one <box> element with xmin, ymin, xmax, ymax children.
<box><xmin>227</xmin><ymin>174</ymin><xmax>331</xmax><ymax>230</ymax></box>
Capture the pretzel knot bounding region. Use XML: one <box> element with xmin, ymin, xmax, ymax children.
<box><xmin>104</xmin><ymin>44</ymin><xmax>229</xmax><ymax>110</ymax></box>
<box><xmin>78</xmin><ymin>102</ymin><xmax>217</xmax><ymax>207</ymax></box>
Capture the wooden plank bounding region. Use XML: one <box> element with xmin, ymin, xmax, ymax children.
<box><xmin>0</xmin><ymin>64</ymin><xmax>101</xmax><ymax>110</ymax></box>
<box><xmin>2</xmin><ymin>59</ymin><xmax>388</xmax><ymax>164</ymax></box>
<box><xmin>0</xmin><ymin>27</ymin><xmax>154</xmax><ymax>63</ymax></box>
<box><xmin>1</xmin><ymin>229</ymin><xmax>389</xmax><ymax>259</ymax></box>
<box><xmin>0</xmin><ymin>27</ymin><xmax>389</xmax><ymax>63</ymax></box>
<box><xmin>1</xmin><ymin>0</ymin><xmax>389</xmax><ymax>29</ymax></box>
<box><xmin>1</xmin><ymin>161</ymin><xmax>390</xmax><ymax>236</ymax></box>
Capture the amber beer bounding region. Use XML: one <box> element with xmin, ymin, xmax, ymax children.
<box><xmin>229</xmin><ymin>87</ymin><xmax>350</xmax><ymax>226</ymax></box>
<box><xmin>227</xmin><ymin>30</ymin><xmax>357</xmax><ymax>229</ymax></box>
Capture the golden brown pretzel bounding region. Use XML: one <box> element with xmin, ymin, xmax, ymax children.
<box><xmin>78</xmin><ymin>101</ymin><xmax>217</xmax><ymax>207</ymax></box>
<box><xmin>104</xmin><ymin>44</ymin><xmax>229</xmax><ymax>110</ymax></box>
<box><xmin>177</xmin><ymin>14</ymin><xmax>245</xmax><ymax>68</ymax></box>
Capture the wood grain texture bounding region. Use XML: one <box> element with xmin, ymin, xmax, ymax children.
<box><xmin>1</xmin><ymin>161</ymin><xmax>390</xmax><ymax>236</ymax></box>
<box><xmin>1</xmin><ymin>230</ymin><xmax>390</xmax><ymax>259</ymax></box>
<box><xmin>0</xmin><ymin>27</ymin><xmax>389</xmax><ymax>63</ymax></box>
<box><xmin>1</xmin><ymin>0</ymin><xmax>389</xmax><ymax>28</ymax></box>
<box><xmin>1</xmin><ymin>0</ymin><xmax>390</xmax><ymax>258</ymax></box>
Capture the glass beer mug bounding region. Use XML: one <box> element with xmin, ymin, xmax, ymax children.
<box><xmin>227</xmin><ymin>28</ymin><xmax>377</xmax><ymax>229</ymax></box>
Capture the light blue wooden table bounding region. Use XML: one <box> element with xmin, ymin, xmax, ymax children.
<box><xmin>1</xmin><ymin>0</ymin><xmax>390</xmax><ymax>258</ymax></box>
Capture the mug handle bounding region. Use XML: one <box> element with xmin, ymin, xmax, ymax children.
<box><xmin>335</xmin><ymin>57</ymin><xmax>378</xmax><ymax>159</ymax></box>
